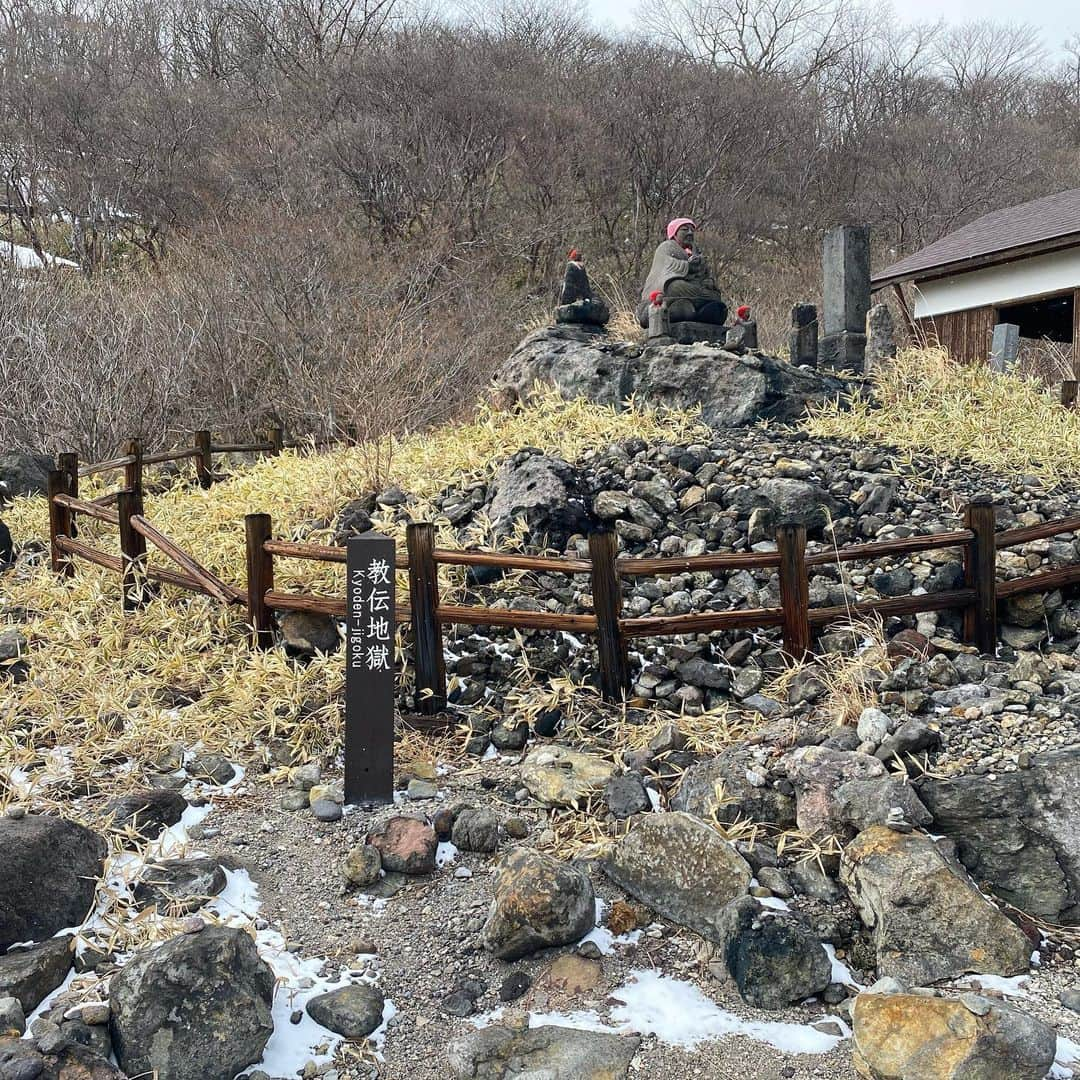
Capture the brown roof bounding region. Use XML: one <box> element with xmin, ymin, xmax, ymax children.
<box><xmin>872</xmin><ymin>187</ymin><xmax>1080</xmax><ymax>287</ymax></box>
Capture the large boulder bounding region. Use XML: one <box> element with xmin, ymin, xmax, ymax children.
<box><xmin>108</xmin><ymin>788</ymin><xmax>187</xmax><ymax>842</ymax></box>
<box><xmin>0</xmin><ymin>936</ymin><xmax>73</xmax><ymax>1013</ymax></box>
<box><xmin>132</xmin><ymin>859</ymin><xmax>227</xmax><ymax>914</ymax></box>
<box><xmin>671</xmin><ymin>749</ymin><xmax>796</xmax><ymax>829</ymax></box>
<box><xmin>716</xmin><ymin>896</ymin><xmax>831</xmax><ymax>1009</ymax></box>
<box><xmin>725</xmin><ymin>477</ymin><xmax>850</xmax><ymax>536</ymax></box>
<box><xmin>495</xmin><ymin>326</ymin><xmax>849</xmax><ymax>428</ymax></box>
<box><xmin>485</xmin><ymin>450</ymin><xmax>592</xmax><ymax>551</ymax></box>
<box><xmin>851</xmin><ymin>992</ymin><xmax>1056</xmax><ymax>1079</ymax></box>
<box><xmin>0</xmin><ymin>815</ymin><xmax>106</xmax><ymax>950</ymax></box>
<box><xmin>447</xmin><ymin>1024</ymin><xmax>640</xmax><ymax>1080</ymax></box>
<box><xmin>601</xmin><ymin>812</ymin><xmax>752</xmax><ymax>941</ymax></box>
<box><xmin>0</xmin><ymin>452</ymin><xmax>53</xmax><ymax>498</ymax></box>
<box><xmin>109</xmin><ymin>925</ymin><xmax>275</xmax><ymax>1080</ymax></box>
<box><xmin>482</xmin><ymin>849</ymin><xmax>595</xmax><ymax>960</ymax></box>
<box><xmin>918</xmin><ymin>746</ymin><xmax>1080</xmax><ymax>923</ymax></box>
<box><xmin>840</xmin><ymin>826</ymin><xmax>1032</xmax><ymax>985</ymax></box>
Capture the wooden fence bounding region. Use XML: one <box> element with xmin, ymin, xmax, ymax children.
<box><xmin>42</xmin><ymin>435</ymin><xmax>1080</xmax><ymax>708</ymax></box>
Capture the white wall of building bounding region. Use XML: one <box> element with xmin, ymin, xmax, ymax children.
<box><xmin>912</xmin><ymin>245</ymin><xmax>1080</xmax><ymax>318</ymax></box>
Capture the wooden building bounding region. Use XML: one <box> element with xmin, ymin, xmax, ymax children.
<box><xmin>872</xmin><ymin>188</ymin><xmax>1080</xmax><ymax>368</ymax></box>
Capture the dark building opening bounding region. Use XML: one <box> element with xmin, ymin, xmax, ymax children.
<box><xmin>996</xmin><ymin>291</ymin><xmax>1075</xmax><ymax>344</ymax></box>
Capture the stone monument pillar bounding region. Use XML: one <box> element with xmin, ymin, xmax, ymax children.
<box><xmin>819</xmin><ymin>225</ymin><xmax>870</xmax><ymax>373</ymax></box>
<box><xmin>864</xmin><ymin>303</ymin><xmax>896</xmax><ymax>373</ymax></box>
<box><xmin>790</xmin><ymin>304</ymin><xmax>818</xmax><ymax>366</ymax></box>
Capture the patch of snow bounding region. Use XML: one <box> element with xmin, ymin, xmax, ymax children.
<box><xmin>482</xmin><ymin>743</ymin><xmax>499</xmax><ymax>761</ymax></box>
<box><xmin>610</xmin><ymin>971</ymin><xmax>850</xmax><ymax>1052</ymax></box>
<box><xmin>952</xmin><ymin>972</ymin><xmax>1030</xmax><ymax>998</ymax></box>
<box><xmin>436</xmin><ymin>841</ymin><xmax>459</xmax><ymax>868</ymax></box>
<box><xmin>646</xmin><ymin>787</ymin><xmax>663</xmax><ymax>812</ymax></box>
<box><xmin>1</xmin><ymin>241</ymin><xmax>78</xmax><ymax>270</ymax></box>
<box><xmin>527</xmin><ymin>1008</ymin><xmax>613</xmax><ymax>1033</ymax></box>
<box><xmin>1053</xmin><ymin>1036</ymin><xmax>1080</xmax><ymax>1079</ymax></box>
<box><xmin>470</xmin><ymin>1007</ymin><xmax>505</xmax><ymax>1028</ymax></box>
<box><xmin>758</xmin><ymin>895</ymin><xmax>791</xmax><ymax>911</ymax></box>
<box><xmin>823</xmin><ymin>945</ymin><xmax>864</xmax><ymax>990</ymax></box>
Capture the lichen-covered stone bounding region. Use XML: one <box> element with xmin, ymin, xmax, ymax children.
<box><xmin>520</xmin><ymin>746</ymin><xmax>617</xmax><ymax>808</ymax></box>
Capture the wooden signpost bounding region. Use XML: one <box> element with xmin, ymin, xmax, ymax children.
<box><xmin>345</xmin><ymin>533</ymin><xmax>395</xmax><ymax>804</ymax></box>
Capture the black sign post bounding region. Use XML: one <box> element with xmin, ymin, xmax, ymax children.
<box><xmin>345</xmin><ymin>533</ymin><xmax>395</xmax><ymax>804</ymax></box>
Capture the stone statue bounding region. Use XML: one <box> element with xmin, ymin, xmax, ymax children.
<box><xmin>554</xmin><ymin>250</ymin><xmax>609</xmax><ymax>327</ymax></box>
<box><xmin>636</xmin><ymin>219</ymin><xmax>728</xmax><ymax>343</ymax></box>
<box><xmin>726</xmin><ymin>305</ymin><xmax>758</xmax><ymax>351</ymax></box>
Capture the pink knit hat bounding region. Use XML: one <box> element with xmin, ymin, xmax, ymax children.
<box><xmin>666</xmin><ymin>217</ymin><xmax>696</xmax><ymax>240</ymax></box>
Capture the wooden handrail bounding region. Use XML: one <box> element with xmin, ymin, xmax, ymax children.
<box><xmin>211</xmin><ymin>442</ymin><xmax>275</xmax><ymax>454</ymax></box>
<box><xmin>142</xmin><ymin>447</ymin><xmax>203</xmax><ymax>466</ymax></box>
<box><xmin>805</xmin><ymin>529</ymin><xmax>973</xmax><ymax>566</ymax></box>
<box><xmin>53</xmin><ymin>493</ymin><xmax>120</xmax><ymax>526</ymax></box>
<box><xmin>996</xmin><ymin>514</ymin><xmax>1080</xmax><ymax>549</ymax></box>
<box><xmin>617</xmin><ymin>550</ymin><xmax>781</xmax><ymax>575</ymax></box>
<box><xmin>621</xmin><ymin>606</ymin><xmax>785</xmax><ymax>637</ymax></box>
<box><xmin>55</xmin><ymin>536</ymin><xmax>123</xmax><ymax>572</ymax></box>
<box><xmin>130</xmin><ymin>515</ymin><xmax>242</xmax><ymax>605</ymax></box>
<box><xmin>807</xmin><ymin>587</ymin><xmax>977</xmax><ymax>626</ymax></box>
<box><xmin>997</xmin><ymin>564</ymin><xmax>1080</xmax><ymax>598</ymax></box>
<box><xmin>435</xmin><ymin>603</ymin><xmax>599</xmax><ymax>632</ymax></box>
<box><xmin>263</xmin><ymin>589</ymin><xmax>410</xmax><ymax>622</ymax></box>
<box><xmin>262</xmin><ymin>539</ymin><xmax>409</xmax><ymax>569</ymax></box>
<box><xmin>433</xmin><ymin>548</ymin><xmax>591</xmax><ymax>574</ymax></box>
<box><xmin>79</xmin><ymin>454</ymin><xmax>136</xmax><ymax>477</ymax></box>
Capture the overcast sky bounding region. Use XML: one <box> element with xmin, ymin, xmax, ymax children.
<box><xmin>586</xmin><ymin>0</ymin><xmax>1079</xmax><ymax>53</ymax></box>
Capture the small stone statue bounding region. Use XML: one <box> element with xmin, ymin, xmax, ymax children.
<box><xmin>726</xmin><ymin>305</ymin><xmax>758</xmax><ymax>351</ymax></box>
<box><xmin>554</xmin><ymin>250</ymin><xmax>609</xmax><ymax>327</ymax></box>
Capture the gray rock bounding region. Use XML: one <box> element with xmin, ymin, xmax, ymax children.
<box><xmin>109</xmin><ymin>925</ymin><xmax>274</xmax><ymax>1080</ymax></box>
<box><xmin>447</xmin><ymin>1024</ymin><xmax>640</xmax><ymax>1080</ymax></box>
<box><xmin>833</xmin><ymin>776</ymin><xmax>932</xmax><ymax>836</ymax></box>
<box><xmin>726</xmin><ymin>478</ymin><xmax>848</xmax><ymax>536</ymax></box>
<box><xmin>0</xmin><ymin>630</ymin><xmax>26</xmax><ymax>664</ymax></box>
<box><xmin>604</xmin><ymin>773</ymin><xmax>650</xmax><ymax>819</ymax></box>
<box><xmin>716</xmin><ymin>896</ymin><xmax>831</xmax><ymax>1009</ymax></box>
<box><xmin>789</xmin><ymin>860</ymin><xmax>843</xmax><ymax>902</ymax></box>
<box><xmin>482</xmin><ymin>849</ymin><xmax>595</xmax><ymax>961</ymax></box>
<box><xmin>485</xmin><ymin>451</ymin><xmax>591</xmax><ymax>551</ymax></box>
<box><xmin>917</xmin><ymin>746</ymin><xmax>1080</xmax><ymax>923</ymax></box>
<box><xmin>672</xmin><ymin>750</ymin><xmax>796</xmax><ymax>829</ymax></box>
<box><xmin>0</xmin><ymin>816</ymin><xmax>106</xmax><ymax>951</ymax></box>
<box><xmin>452</xmin><ymin>808</ymin><xmax>501</xmax><ymax>853</ymax></box>
<box><xmin>188</xmin><ymin>753</ymin><xmax>236</xmax><ymax>786</ymax></box>
<box><xmin>490</xmin><ymin>719</ymin><xmax>529</xmax><ymax>752</ymax></box>
<box><xmin>306</xmin><ymin>984</ymin><xmax>385</xmax><ymax>1038</ymax></box>
<box><xmin>278</xmin><ymin>611</ymin><xmax>340</xmax><ymax>656</ymax></box>
<box><xmin>109</xmin><ymin>788</ymin><xmax>187</xmax><ymax>841</ymax></box>
<box><xmin>311</xmin><ymin>798</ymin><xmax>343</xmax><ymax>822</ymax></box>
<box><xmin>369</xmin><ymin>817</ymin><xmax>436</xmax><ymax>874</ymax></box>
<box><xmin>601</xmin><ymin>813</ymin><xmax>752</xmax><ymax>942</ymax></box>
<box><xmin>840</xmin><ymin>826</ymin><xmax>1032</xmax><ymax>985</ymax></box>
<box><xmin>1061</xmin><ymin>988</ymin><xmax>1080</xmax><ymax>1013</ymax></box>
<box><xmin>782</xmin><ymin>745</ymin><xmax>886</xmax><ymax>837</ymax></box>
<box><xmin>133</xmin><ymin>859</ymin><xmax>227</xmax><ymax>914</ymax></box>
<box><xmin>0</xmin><ymin>1035</ymin><xmax>124</xmax><ymax>1079</ymax></box>
<box><xmin>675</xmin><ymin>656</ymin><xmax>730</xmax><ymax>690</ymax></box>
<box><xmin>0</xmin><ymin>452</ymin><xmax>53</xmax><ymax>497</ymax></box>
<box><xmin>0</xmin><ymin>937</ymin><xmax>73</xmax><ymax>1014</ymax></box>
<box><xmin>874</xmin><ymin>716</ymin><xmax>941</xmax><ymax>763</ymax></box>
<box><xmin>856</xmin><ymin>707</ymin><xmax>891</xmax><ymax>745</ymax></box>
<box><xmin>0</xmin><ymin>997</ymin><xmax>24</xmax><ymax>1035</ymax></box>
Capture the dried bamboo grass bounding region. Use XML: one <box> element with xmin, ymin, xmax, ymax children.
<box><xmin>804</xmin><ymin>347</ymin><xmax>1080</xmax><ymax>484</ymax></box>
<box><xmin>1</xmin><ymin>390</ymin><xmax>706</xmax><ymax>800</ymax></box>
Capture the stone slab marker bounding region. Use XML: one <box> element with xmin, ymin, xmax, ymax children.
<box><xmin>790</xmin><ymin>303</ymin><xmax>818</xmax><ymax>366</ymax></box>
<box><xmin>819</xmin><ymin>225</ymin><xmax>870</xmax><ymax>373</ymax></box>
<box><xmin>864</xmin><ymin>303</ymin><xmax>896</xmax><ymax>373</ymax></box>
<box><xmin>990</xmin><ymin>323</ymin><xmax>1020</xmax><ymax>372</ymax></box>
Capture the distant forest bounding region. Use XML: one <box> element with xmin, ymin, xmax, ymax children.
<box><xmin>2</xmin><ymin>0</ymin><xmax>1078</xmax><ymax>453</ymax></box>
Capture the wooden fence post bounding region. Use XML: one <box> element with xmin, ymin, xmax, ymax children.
<box><xmin>58</xmin><ymin>452</ymin><xmax>79</xmax><ymax>540</ymax></box>
<box><xmin>964</xmin><ymin>496</ymin><xmax>998</xmax><ymax>654</ymax></box>
<box><xmin>588</xmin><ymin>528</ymin><xmax>630</xmax><ymax>702</ymax></box>
<box><xmin>267</xmin><ymin>426</ymin><xmax>284</xmax><ymax>456</ymax></box>
<box><xmin>407</xmin><ymin>522</ymin><xmax>447</xmax><ymax>714</ymax></box>
<box><xmin>47</xmin><ymin>469</ymin><xmax>74</xmax><ymax>577</ymax></box>
<box><xmin>194</xmin><ymin>430</ymin><xmax>213</xmax><ymax>489</ymax></box>
<box><xmin>776</xmin><ymin>522</ymin><xmax>811</xmax><ymax>661</ymax></box>
<box><xmin>117</xmin><ymin>488</ymin><xmax>147</xmax><ymax>611</ymax></box>
<box><xmin>123</xmin><ymin>438</ymin><xmax>143</xmax><ymax>501</ymax></box>
<box><xmin>1062</xmin><ymin>381</ymin><xmax>1078</xmax><ymax>409</ymax></box>
<box><xmin>245</xmin><ymin>513</ymin><xmax>275</xmax><ymax>648</ymax></box>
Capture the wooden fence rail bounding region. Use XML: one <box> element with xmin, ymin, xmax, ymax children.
<box><xmin>40</xmin><ymin>438</ymin><xmax>1080</xmax><ymax>707</ymax></box>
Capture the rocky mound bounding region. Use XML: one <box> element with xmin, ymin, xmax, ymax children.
<box><xmin>494</xmin><ymin>326</ymin><xmax>851</xmax><ymax>427</ymax></box>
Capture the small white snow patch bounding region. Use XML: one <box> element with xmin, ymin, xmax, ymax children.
<box><xmin>1053</xmin><ymin>1036</ymin><xmax>1080</xmax><ymax>1079</ymax></box>
<box><xmin>823</xmin><ymin>945</ymin><xmax>864</xmax><ymax>990</ymax></box>
<box><xmin>608</xmin><ymin>971</ymin><xmax>849</xmax><ymax>1053</ymax></box>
